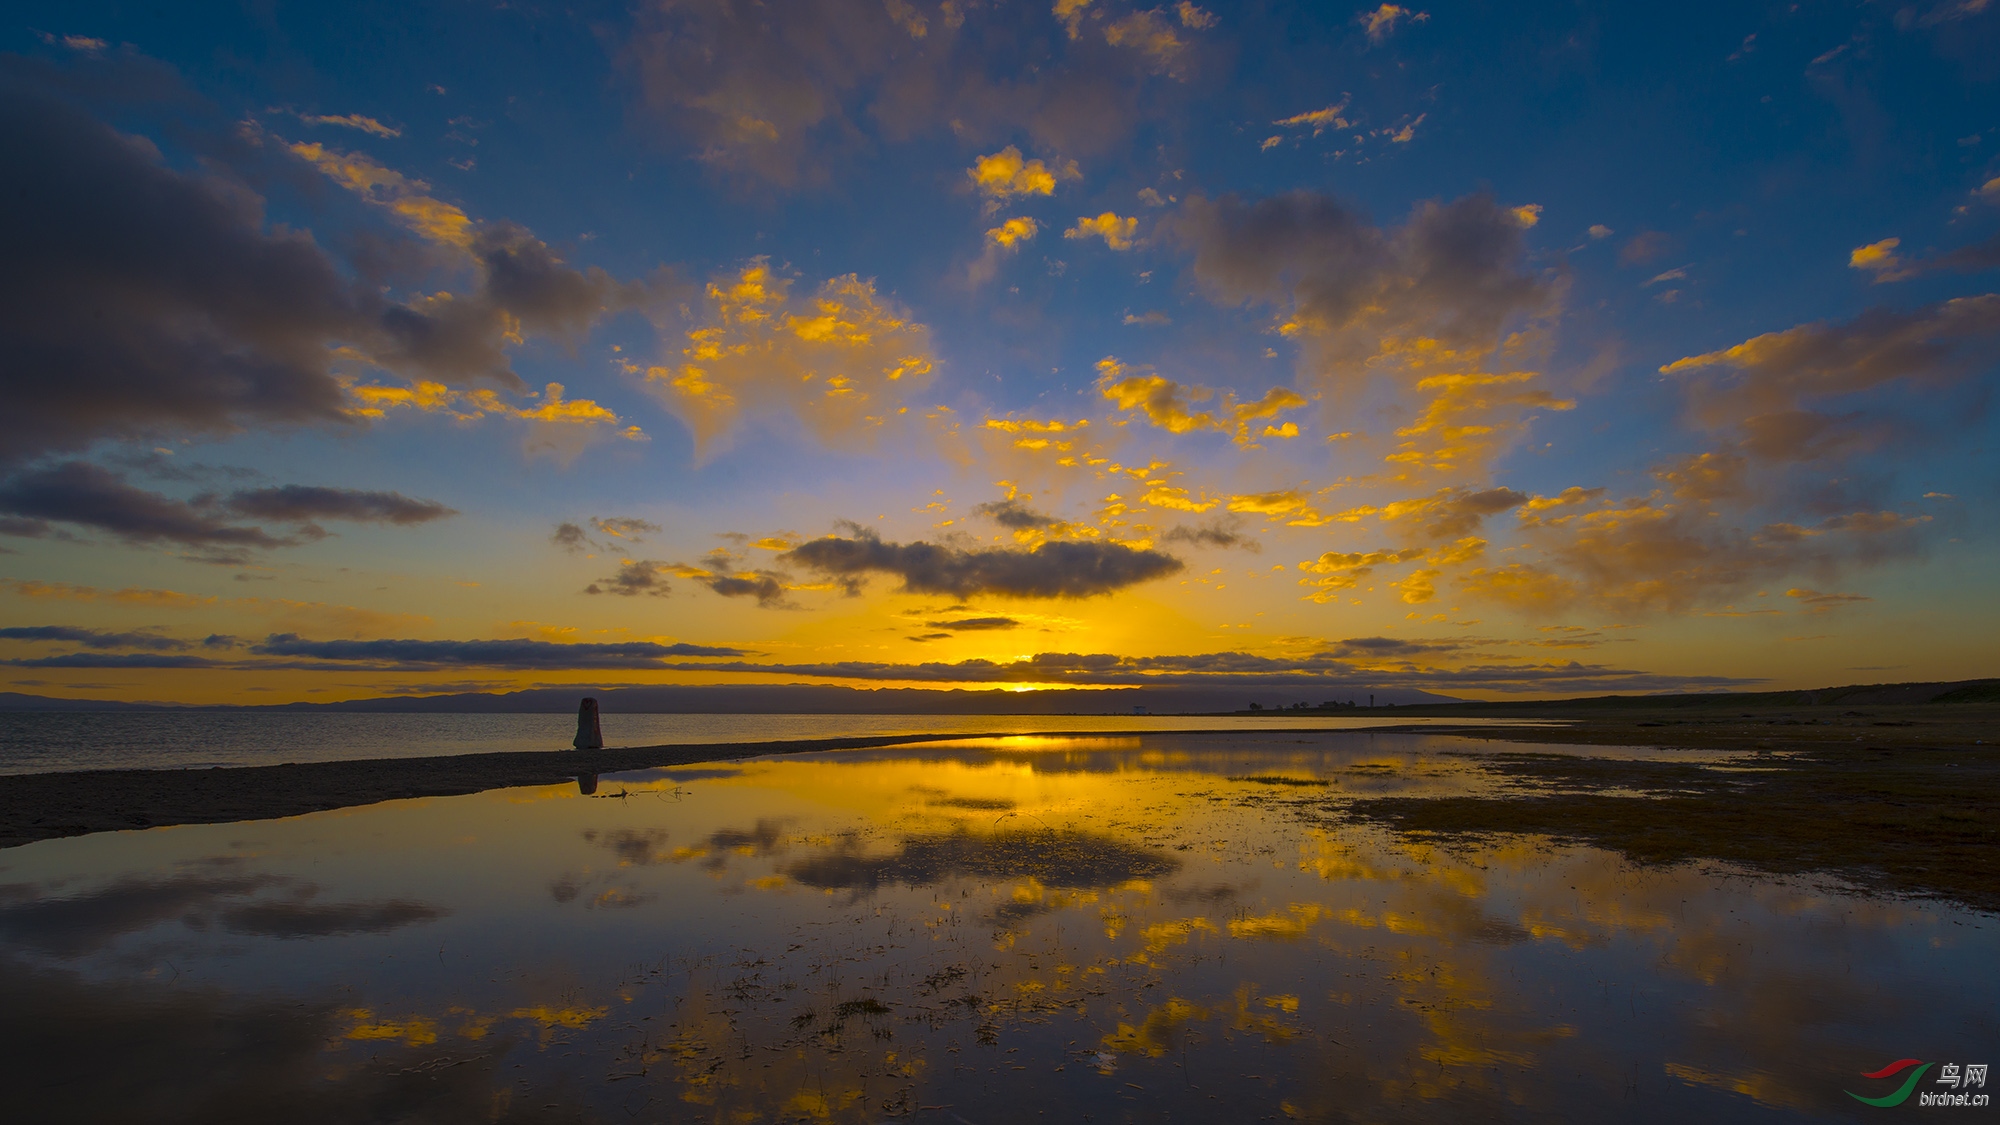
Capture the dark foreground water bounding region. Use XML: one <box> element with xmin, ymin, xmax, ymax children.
<box><xmin>0</xmin><ymin>710</ymin><xmax>1543</xmax><ymax>774</ymax></box>
<box><xmin>0</xmin><ymin>731</ymin><xmax>1990</xmax><ymax>1123</ymax></box>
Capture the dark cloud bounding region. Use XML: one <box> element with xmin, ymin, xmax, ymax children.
<box><xmin>0</xmin><ymin>873</ymin><xmax>279</xmax><ymax>957</ymax></box>
<box><xmin>215</xmin><ymin>898</ymin><xmax>446</xmax><ymax>939</ymax></box>
<box><xmin>704</xmin><ymin>572</ymin><xmax>790</xmax><ymax>607</ymax></box>
<box><xmin>1327</xmin><ymin>636</ymin><xmax>1467</xmax><ymax>657</ymax></box>
<box><xmin>0</xmin><ymin>626</ymin><xmax>191</xmax><ymax>651</ymax></box>
<box><xmin>783</xmin><ymin>829</ymin><xmax>1178</xmax><ymax>892</ymax></box>
<box><xmin>585</xmin><ymin>559</ymin><xmax>671</xmax><ymax>597</ymax></box>
<box><xmin>782</xmin><ymin>527</ymin><xmax>1183</xmax><ymax>598</ymax></box>
<box><xmin>925</xmin><ymin>617</ymin><xmax>1019</xmax><ymax>631</ymax></box>
<box><xmin>0</xmin><ymin>75</ymin><xmax>362</xmax><ymax>467</ymax></box>
<box><xmin>0</xmin><ymin>462</ymin><xmax>294</xmax><ymax>556</ymax></box>
<box><xmin>552</xmin><ymin>522</ymin><xmax>591</xmax><ymax>552</ymax></box>
<box><xmin>2</xmin><ymin>653</ymin><xmax>221</xmax><ymax>669</ymax></box>
<box><xmin>1164</xmin><ymin>520</ymin><xmax>1259</xmax><ymax>551</ymax></box>
<box><xmin>0</xmin><ymin>872</ymin><xmax>442</xmax><ymax>948</ymax></box>
<box><xmin>247</xmin><ymin>634</ymin><xmax>745</xmax><ymax>668</ymax></box>
<box><xmin>0</xmin><ymin>67</ymin><xmax>674</xmax><ymax>470</ymax></box>
<box><xmin>972</xmin><ymin>499</ymin><xmax>1057</xmax><ymax>529</ymax></box>
<box><xmin>224</xmin><ymin>486</ymin><xmax>455</xmax><ymax>525</ymax></box>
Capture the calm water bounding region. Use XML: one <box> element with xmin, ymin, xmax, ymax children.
<box><xmin>0</xmin><ymin>731</ymin><xmax>1989</xmax><ymax>1123</ymax></box>
<box><xmin>0</xmin><ymin>710</ymin><xmax>1544</xmax><ymax>775</ymax></box>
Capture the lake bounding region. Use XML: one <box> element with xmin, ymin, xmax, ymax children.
<box><xmin>0</xmin><ymin>730</ymin><xmax>1989</xmax><ymax>1122</ymax></box>
<box><xmin>0</xmin><ymin>710</ymin><xmax>1546</xmax><ymax>774</ymax></box>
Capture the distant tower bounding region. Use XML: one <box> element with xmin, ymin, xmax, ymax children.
<box><xmin>573</xmin><ymin>697</ymin><xmax>604</xmax><ymax>749</ymax></box>
<box><xmin>1369</xmin><ymin>693</ymin><xmax>1375</xmax><ymax>708</ymax></box>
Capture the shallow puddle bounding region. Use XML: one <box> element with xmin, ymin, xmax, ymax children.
<box><xmin>0</xmin><ymin>732</ymin><xmax>1992</xmax><ymax>1122</ymax></box>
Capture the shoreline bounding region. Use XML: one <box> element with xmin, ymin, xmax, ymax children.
<box><xmin>0</xmin><ymin>723</ymin><xmax>1497</xmax><ymax>849</ymax></box>
<box><xmin>3</xmin><ymin>707</ymin><xmax>1993</xmax><ymax>911</ymax></box>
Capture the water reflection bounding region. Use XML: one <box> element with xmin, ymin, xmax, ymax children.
<box><xmin>0</xmin><ymin>731</ymin><xmax>1992</xmax><ymax>1123</ymax></box>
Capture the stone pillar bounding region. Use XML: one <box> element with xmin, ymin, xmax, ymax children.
<box><xmin>573</xmin><ymin>697</ymin><xmax>604</xmax><ymax>750</ymax></box>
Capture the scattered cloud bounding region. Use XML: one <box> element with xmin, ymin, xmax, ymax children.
<box><xmin>1171</xmin><ymin>190</ymin><xmax>1557</xmax><ymax>477</ymax></box>
<box><xmin>624</xmin><ymin>0</ymin><xmax>1201</xmax><ymax>188</ymax></box>
<box><xmin>1662</xmin><ymin>294</ymin><xmax>2000</xmax><ymax>441</ymax></box>
<box><xmin>1379</xmin><ymin>486</ymin><xmax>1528</xmax><ymax>540</ymax></box>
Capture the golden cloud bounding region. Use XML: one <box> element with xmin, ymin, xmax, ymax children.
<box><xmin>1066</xmin><ymin>212</ymin><xmax>1141</xmax><ymax>250</ymax></box>
<box><xmin>346</xmin><ymin>380</ymin><xmax>645</xmax><ymax>452</ymax></box>
<box><xmin>1296</xmin><ymin>546</ymin><xmax>1427</xmax><ymax>602</ymax></box>
<box><xmin>643</xmin><ymin>261</ymin><xmax>935</xmax><ymax>456</ymax></box>
<box><xmin>1095</xmin><ymin>358</ymin><xmax>1306</xmax><ymax>444</ymax></box>
<box><xmin>1273</xmin><ymin>100</ymin><xmax>1351</xmax><ymax>135</ymax></box>
<box><xmin>969</xmin><ymin>147</ymin><xmax>1077</xmax><ymax>200</ymax></box>
<box><xmin>1360</xmin><ymin>4</ymin><xmax>1427</xmax><ymax>43</ymax></box>
<box><xmin>289</xmin><ymin>141</ymin><xmax>474</xmax><ymax>248</ymax></box>
<box><xmin>986</xmin><ymin>216</ymin><xmax>1041</xmax><ymax>247</ymax></box>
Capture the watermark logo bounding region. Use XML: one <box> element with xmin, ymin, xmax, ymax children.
<box><xmin>1847</xmin><ymin>1059</ymin><xmax>1989</xmax><ymax>1108</ymax></box>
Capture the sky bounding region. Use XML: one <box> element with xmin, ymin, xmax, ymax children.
<box><xmin>1</xmin><ymin>0</ymin><xmax>1996</xmax><ymax>706</ymax></box>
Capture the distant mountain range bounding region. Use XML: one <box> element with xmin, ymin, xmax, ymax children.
<box><xmin>3</xmin><ymin>677</ymin><xmax>1996</xmax><ymax>714</ymax></box>
<box><xmin>0</xmin><ymin>683</ymin><xmax>1458</xmax><ymax>714</ymax></box>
